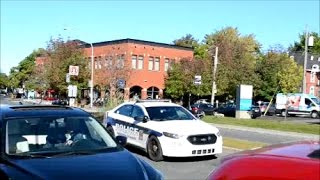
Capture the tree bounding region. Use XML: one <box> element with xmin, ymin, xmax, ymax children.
<box><xmin>173</xmin><ymin>34</ymin><xmax>199</xmax><ymax>48</ymax></box>
<box><xmin>94</xmin><ymin>54</ymin><xmax>132</xmax><ymax>99</ymax></box>
<box><xmin>0</xmin><ymin>73</ymin><xmax>9</xmax><ymax>89</ymax></box>
<box><xmin>173</xmin><ymin>34</ymin><xmax>209</xmax><ymax>59</ymax></box>
<box><xmin>204</xmin><ymin>27</ymin><xmax>261</xmax><ymax>98</ymax></box>
<box><xmin>44</xmin><ymin>37</ymin><xmax>90</xmax><ymax>96</ymax></box>
<box><xmin>6</xmin><ymin>49</ymin><xmax>47</xmax><ymax>92</ymax></box>
<box><xmin>289</xmin><ymin>32</ymin><xmax>320</xmax><ymax>54</ymax></box>
<box><xmin>164</xmin><ymin>58</ymin><xmax>212</xmax><ymax>99</ymax></box>
<box><xmin>255</xmin><ymin>49</ymin><xmax>303</xmax><ymax>99</ymax></box>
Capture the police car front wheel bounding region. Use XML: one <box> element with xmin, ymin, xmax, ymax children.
<box><xmin>147</xmin><ymin>136</ymin><xmax>163</xmax><ymax>162</ymax></box>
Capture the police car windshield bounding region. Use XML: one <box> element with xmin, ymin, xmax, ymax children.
<box><xmin>5</xmin><ymin>116</ymin><xmax>118</xmax><ymax>157</ymax></box>
<box><xmin>146</xmin><ymin>106</ymin><xmax>194</xmax><ymax>121</ymax></box>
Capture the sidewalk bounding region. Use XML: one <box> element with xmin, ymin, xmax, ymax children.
<box><xmin>211</xmin><ymin>123</ymin><xmax>319</xmax><ymax>141</ymax></box>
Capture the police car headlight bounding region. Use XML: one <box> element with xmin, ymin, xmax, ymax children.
<box><xmin>163</xmin><ymin>132</ymin><xmax>181</xmax><ymax>139</ymax></box>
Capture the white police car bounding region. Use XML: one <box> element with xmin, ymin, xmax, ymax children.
<box><xmin>104</xmin><ymin>100</ymin><xmax>223</xmax><ymax>161</ymax></box>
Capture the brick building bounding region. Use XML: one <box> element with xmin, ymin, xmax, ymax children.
<box><xmin>82</xmin><ymin>38</ymin><xmax>194</xmax><ymax>100</ymax></box>
<box><xmin>290</xmin><ymin>52</ymin><xmax>320</xmax><ymax>96</ymax></box>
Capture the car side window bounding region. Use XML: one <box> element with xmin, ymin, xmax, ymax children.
<box><xmin>115</xmin><ymin>105</ymin><xmax>133</xmax><ymax>117</ymax></box>
<box><xmin>131</xmin><ymin>106</ymin><xmax>145</xmax><ymax>118</ymax></box>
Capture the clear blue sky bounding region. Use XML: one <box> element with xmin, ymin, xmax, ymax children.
<box><xmin>1</xmin><ymin>0</ymin><xmax>319</xmax><ymax>75</ymax></box>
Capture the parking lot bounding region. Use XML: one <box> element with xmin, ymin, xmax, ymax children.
<box><xmin>127</xmin><ymin>146</ymin><xmax>238</xmax><ymax>180</ymax></box>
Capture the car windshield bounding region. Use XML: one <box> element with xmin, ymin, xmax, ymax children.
<box><xmin>5</xmin><ymin>116</ymin><xmax>118</xmax><ymax>157</ymax></box>
<box><xmin>311</xmin><ymin>98</ymin><xmax>320</xmax><ymax>105</ymax></box>
<box><xmin>146</xmin><ymin>106</ymin><xmax>195</xmax><ymax>121</ymax></box>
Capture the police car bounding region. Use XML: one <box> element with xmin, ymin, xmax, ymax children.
<box><xmin>104</xmin><ymin>99</ymin><xmax>223</xmax><ymax>161</ymax></box>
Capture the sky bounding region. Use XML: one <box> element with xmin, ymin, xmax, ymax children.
<box><xmin>1</xmin><ymin>0</ymin><xmax>319</xmax><ymax>75</ymax></box>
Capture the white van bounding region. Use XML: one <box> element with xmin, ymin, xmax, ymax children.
<box><xmin>275</xmin><ymin>93</ymin><xmax>320</xmax><ymax>118</ymax></box>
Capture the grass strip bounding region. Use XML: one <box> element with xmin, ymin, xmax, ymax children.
<box><xmin>203</xmin><ymin>116</ymin><xmax>320</xmax><ymax>135</ymax></box>
<box><xmin>223</xmin><ymin>137</ymin><xmax>268</xmax><ymax>150</ymax></box>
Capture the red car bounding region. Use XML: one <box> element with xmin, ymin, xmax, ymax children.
<box><xmin>207</xmin><ymin>141</ymin><xmax>320</xmax><ymax>180</ymax></box>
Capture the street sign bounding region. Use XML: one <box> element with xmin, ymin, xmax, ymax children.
<box><xmin>117</xmin><ymin>79</ymin><xmax>125</xmax><ymax>89</ymax></box>
<box><xmin>68</xmin><ymin>85</ymin><xmax>77</xmax><ymax>97</ymax></box>
<box><xmin>194</xmin><ymin>75</ymin><xmax>201</xmax><ymax>85</ymax></box>
<box><xmin>69</xmin><ymin>65</ymin><xmax>79</xmax><ymax>76</ymax></box>
<box><xmin>66</xmin><ymin>73</ymin><xmax>70</xmax><ymax>83</ymax></box>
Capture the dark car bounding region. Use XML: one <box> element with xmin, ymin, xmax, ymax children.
<box><xmin>190</xmin><ymin>103</ymin><xmax>216</xmax><ymax>118</ymax></box>
<box><xmin>0</xmin><ymin>104</ymin><xmax>163</xmax><ymax>180</ymax></box>
<box><xmin>217</xmin><ymin>103</ymin><xmax>236</xmax><ymax>117</ymax></box>
<box><xmin>52</xmin><ymin>99</ymin><xmax>69</xmax><ymax>105</ymax></box>
<box><xmin>207</xmin><ymin>141</ymin><xmax>320</xmax><ymax>180</ymax></box>
<box><xmin>250</xmin><ymin>105</ymin><xmax>262</xmax><ymax>119</ymax></box>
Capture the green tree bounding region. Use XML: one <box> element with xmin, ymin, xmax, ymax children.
<box><xmin>164</xmin><ymin>58</ymin><xmax>212</xmax><ymax>99</ymax></box>
<box><xmin>7</xmin><ymin>50</ymin><xmax>43</xmax><ymax>89</ymax></box>
<box><xmin>255</xmin><ymin>49</ymin><xmax>303</xmax><ymax>99</ymax></box>
<box><xmin>173</xmin><ymin>34</ymin><xmax>209</xmax><ymax>60</ymax></box>
<box><xmin>0</xmin><ymin>73</ymin><xmax>9</xmax><ymax>89</ymax></box>
<box><xmin>204</xmin><ymin>27</ymin><xmax>261</xmax><ymax>98</ymax></box>
<box><xmin>289</xmin><ymin>32</ymin><xmax>320</xmax><ymax>54</ymax></box>
<box><xmin>44</xmin><ymin>37</ymin><xmax>90</xmax><ymax>96</ymax></box>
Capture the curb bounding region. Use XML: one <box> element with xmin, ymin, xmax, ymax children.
<box><xmin>211</xmin><ymin>123</ymin><xmax>319</xmax><ymax>140</ymax></box>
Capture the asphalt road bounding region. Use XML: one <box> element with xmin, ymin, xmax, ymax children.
<box><xmin>126</xmin><ymin>146</ymin><xmax>237</xmax><ymax>180</ymax></box>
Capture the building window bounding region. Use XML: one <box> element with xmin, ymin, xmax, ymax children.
<box><xmin>310</xmin><ymin>86</ymin><xmax>315</xmax><ymax>95</ymax></box>
<box><xmin>310</xmin><ymin>55</ymin><xmax>314</xmax><ymax>61</ymax></box>
<box><xmin>104</xmin><ymin>56</ymin><xmax>113</xmax><ymax>69</ymax></box>
<box><xmin>138</xmin><ymin>56</ymin><xmax>144</xmax><ymax>69</ymax></box>
<box><xmin>132</xmin><ymin>55</ymin><xmax>137</xmax><ymax>69</ymax></box>
<box><xmin>94</xmin><ymin>57</ymin><xmax>98</xmax><ymax>69</ymax></box>
<box><xmin>164</xmin><ymin>58</ymin><xmax>169</xmax><ymax>71</ymax></box>
<box><xmin>148</xmin><ymin>57</ymin><xmax>154</xmax><ymax>70</ymax></box>
<box><xmin>98</xmin><ymin>57</ymin><xmax>102</xmax><ymax>69</ymax></box>
<box><xmin>117</xmin><ymin>54</ymin><xmax>125</xmax><ymax>69</ymax></box>
<box><xmin>154</xmin><ymin>57</ymin><xmax>160</xmax><ymax>71</ymax></box>
<box><xmin>311</xmin><ymin>73</ymin><xmax>315</xmax><ymax>83</ymax></box>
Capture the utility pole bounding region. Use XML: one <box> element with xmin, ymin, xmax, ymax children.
<box><xmin>211</xmin><ymin>46</ymin><xmax>218</xmax><ymax>105</ymax></box>
<box><xmin>302</xmin><ymin>25</ymin><xmax>309</xmax><ymax>94</ymax></box>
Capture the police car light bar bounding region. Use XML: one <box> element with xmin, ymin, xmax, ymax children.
<box><xmin>136</xmin><ymin>99</ymin><xmax>172</xmax><ymax>103</ymax></box>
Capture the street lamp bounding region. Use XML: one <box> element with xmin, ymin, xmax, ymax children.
<box><xmin>302</xmin><ymin>26</ymin><xmax>314</xmax><ymax>94</ymax></box>
<box><xmin>63</xmin><ymin>27</ymin><xmax>94</xmax><ymax>108</ymax></box>
<box><xmin>89</xmin><ymin>43</ymin><xmax>94</xmax><ymax>108</ymax></box>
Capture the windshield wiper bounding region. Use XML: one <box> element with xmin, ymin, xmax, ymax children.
<box><xmin>51</xmin><ymin>150</ymin><xmax>97</xmax><ymax>157</ymax></box>
<box><xmin>12</xmin><ymin>153</ymin><xmax>51</xmax><ymax>159</ymax></box>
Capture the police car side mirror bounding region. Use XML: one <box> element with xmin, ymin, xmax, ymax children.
<box><xmin>134</xmin><ymin>115</ymin><xmax>149</xmax><ymax>123</ymax></box>
<box><xmin>116</xmin><ymin>136</ymin><xmax>127</xmax><ymax>146</ymax></box>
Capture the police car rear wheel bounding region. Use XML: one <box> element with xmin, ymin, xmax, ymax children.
<box><xmin>147</xmin><ymin>136</ymin><xmax>163</xmax><ymax>162</ymax></box>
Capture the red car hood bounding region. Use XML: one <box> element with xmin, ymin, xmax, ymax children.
<box><xmin>225</xmin><ymin>140</ymin><xmax>320</xmax><ymax>161</ymax></box>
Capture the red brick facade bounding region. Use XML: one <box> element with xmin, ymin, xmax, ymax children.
<box><xmin>305</xmin><ymin>71</ymin><xmax>320</xmax><ymax>96</ymax></box>
<box><xmin>83</xmin><ymin>39</ymin><xmax>194</xmax><ymax>100</ymax></box>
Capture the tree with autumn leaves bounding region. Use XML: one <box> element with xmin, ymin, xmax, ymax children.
<box><xmin>166</xmin><ymin>27</ymin><xmax>304</xmax><ymax>101</ymax></box>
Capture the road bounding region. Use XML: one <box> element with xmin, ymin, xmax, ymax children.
<box><xmin>127</xmin><ymin>146</ymin><xmax>237</xmax><ymax>180</ymax></box>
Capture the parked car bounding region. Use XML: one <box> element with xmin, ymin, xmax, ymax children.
<box><xmin>207</xmin><ymin>141</ymin><xmax>320</xmax><ymax>180</ymax></box>
<box><xmin>250</xmin><ymin>105</ymin><xmax>261</xmax><ymax>119</ymax></box>
<box><xmin>217</xmin><ymin>103</ymin><xmax>236</xmax><ymax>117</ymax></box>
<box><xmin>257</xmin><ymin>102</ymin><xmax>276</xmax><ymax>116</ymax></box>
<box><xmin>52</xmin><ymin>99</ymin><xmax>69</xmax><ymax>105</ymax></box>
<box><xmin>190</xmin><ymin>103</ymin><xmax>216</xmax><ymax>118</ymax></box>
<box><xmin>104</xmin><ymin>99</ymin><xmax>223</xmax><ymax>161</ymax></box>
<box><xmin>0</xmin><ymin>104</ymin><xmax>163</xmax><ymax>180</ymax></box>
